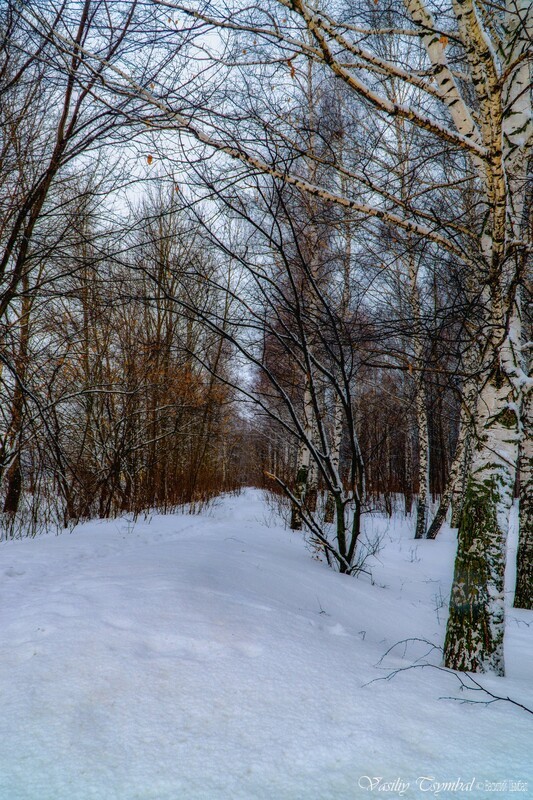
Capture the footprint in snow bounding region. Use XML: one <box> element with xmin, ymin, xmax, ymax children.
<box><xmin>328</xmin><ymin>622</ymin><xmax>348</xmax><ymax>637</ymax></box>
<box><xmin>5</xmin><ymin>567</ymin><xmax>25</xmax><ymax>577</ymax></box>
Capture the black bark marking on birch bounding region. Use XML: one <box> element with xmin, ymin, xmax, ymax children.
<box><xmin>492</xmin><ymin>406</ymin><xmax>518</xmax><ymax>429</ymax></box>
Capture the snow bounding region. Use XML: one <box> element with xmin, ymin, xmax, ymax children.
<box><xmin>0</xmin><ymin>490</ymin><xmax>531</xmax><ymax>800</ymax></box>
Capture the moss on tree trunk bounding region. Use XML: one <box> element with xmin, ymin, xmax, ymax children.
<box><xmin>444</xmin><ymin>476</ymin><xmax>506</xmax><ymax>675</ymax></box>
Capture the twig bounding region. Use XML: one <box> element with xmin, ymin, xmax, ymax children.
<box><xmin>364</xmin><ymin>639</ymin><xmax>533</xmax><ymax>717</ymax></box>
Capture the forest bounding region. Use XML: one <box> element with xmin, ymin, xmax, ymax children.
<box><xmin>0</xmin><ymin>0</ymin><xmax>531</xmax><ymax>723</ymax></box>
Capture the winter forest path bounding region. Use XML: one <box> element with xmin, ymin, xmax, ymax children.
<box><xmin>0</xmin><ymin>490</ymin><xmax>531</xmax><ymax>800</ymax></box>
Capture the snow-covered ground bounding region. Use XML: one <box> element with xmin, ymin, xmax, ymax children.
<box><xmin>1</xmin><ymin>489</ymin><xmax>531</xmax><ymax>800</ymax></box>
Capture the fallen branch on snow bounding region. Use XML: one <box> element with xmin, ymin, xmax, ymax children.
<box><xmin>364</xmin><ymin>638</ymin><xmax>533</xmax><ymax>717</ymax></box>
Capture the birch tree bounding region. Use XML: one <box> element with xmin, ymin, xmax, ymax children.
<box><xmin>24</xmin><ymin>0</ymin><xmax>532</xmax><ymax>672</ymax></box>
<box><xmin>514</xmin><ymin>267</ymin><xmax>532</xmax><ymax>609</ymax></box>
<box><xmin>515</xmin><ymin>372</ymin><xmax>532</xmax><ymax>609</ymax></box>
<box><xmin>163</xmin><ymin>0</ymin><xmax>531</xmax><ymax>673</ymax></box>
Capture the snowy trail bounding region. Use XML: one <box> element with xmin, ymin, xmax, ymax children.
<box><xmin>0</xmin><ymin>490</ymin><xmax>531</xmax><ymax>800</ymax></box>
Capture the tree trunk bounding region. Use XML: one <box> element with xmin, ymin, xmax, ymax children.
<box><xmin>325</xmin><ymin>394</ymin><xmax>343</xmax><ymax>523</ymax></box>
<box><xmin>305</xmin><ymin>427</ymin><xmax>318</xmax><ymax>513</ymax></box>
<box><xmin>427</xmin><ymin>383</ymin><xmax>475</xmax><ymax>539</ymax></box>
<box><xmin>414</xmin><ymin>384</ymin><xmax>429</xmax><ymax>539</ymax></box>
<box><xmin>290</xmin><ymin>377</ymin><xmax>315</xmax><ymax>529</ymax></box>
<box><xmin>444</xmin><ymin>360</ymin><xmax>520</xmax><ymax>675</ymax></box>
<box><xmin>514</xmin><ymin>356</ymin><xmax>532</xmax><ymax>608</ymax></box>
<box><xmin>513</xmin><ymin>147</ymin><xmax>533</xmax><ymax>608</ymax></box>
<box><xmin>2</xmin><ymin>273</ymin><xmax>31</xmax><ymax>515</ymax></box>
<box><xmin>450</xmin><ymin>433</ymin><xmax>472</xmax><ymax>527</ymax></box>
<box><xmin>404</xmin><ymin>429</ymin><xmax>413</xmax><ymax>515</ymax></box>
<box><xmin>3</xmin><ymin>455</ymin><xmax>22</xmax><ymax>515</ymax></box>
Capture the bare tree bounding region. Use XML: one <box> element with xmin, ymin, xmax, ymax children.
<box><xmin>140</xmin><ymin>0</ymin><xmax>530</xmax><ymax>675</ymax></box>
<box><xmin>14</xmin><ymin>0</ymin><xmax>533</xmax><ymax>672</ymax></box>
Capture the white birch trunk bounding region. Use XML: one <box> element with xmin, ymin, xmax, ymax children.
<box><xmin>515</xmin><ymin>381</ymin><xmax>533</xmax><ymax>609</ymax></box>
<box><xmin>427</xmin><ymin>420</ymin><xmax>468</xmax><ymax>539</ymax></box>
<box><xmin>414</xmin><ymin>381</ymin><xmax>429</xmax><ymax>539</ymax></box>
<box><xmin>404</xmin><ymin>428</ymin><xmax>413</xmax><ymax>515</ymax></box>
<box><xmin>444</xmin><ymin>334</ymin><xmax>521</xmax><ymax>673</ymax></box>
<box><xmin>442</xmin><ymin>0</ymin><xmax>532</xmax><ymax>674</ymax></box>
<box><xmin>324</xmin><ymin>394</ymin><xmax>344</xmax><ymax>523</ymax></box>
<box><xmin>306</xmin><ymin>420</ymin><xmax>319</xmax><ymax>513</ymax></box>
<box><xmin>290</xmin><ymin>382</ymin><xmax>313</xmax><ymax>530</ymax></box>
<box><xmin>428</xmin><ymin>377</ymin><xmax>477</xmax><ymax>537</ymax></box>
<box><xmin>408</xmin><ymin>253</ymin><xmax>430</xmax><ymax>540</ymax></box>
<box><xmin>514</xmin><ymin>175</ymin><xmax>532</xmax><ymax>608</ymax></box>
<box><xmin>450</xmin><ymin>431</ymin><xmax>472</xmax><ymax>528</ymax></box>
